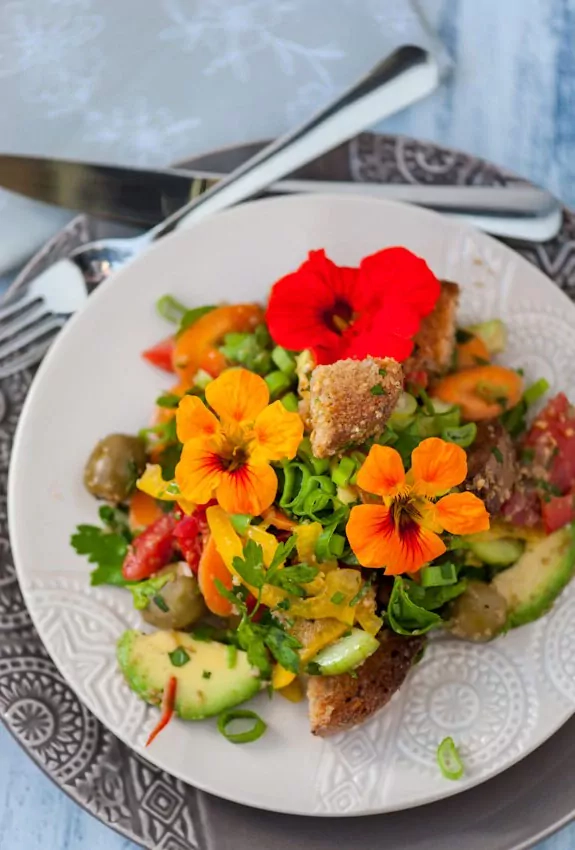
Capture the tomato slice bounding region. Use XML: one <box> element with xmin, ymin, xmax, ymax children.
<box><xmin>142</xmin><ymin>337</ymin><xmax>176</xmax><ymax>373</ymax></box>
<box><xmin>173</xmin><ymin>512</ymin><xmax>209</xmax><ymax>575</ymax></box>
<box><xmin>122</xmin><ymin>514</ymin><xmax>177</xmax><ymax>581</ymax></box>
<box><xmin>524</xmin><ymin>393</ymin><xmax>575</xmax><ymax>494</ymax></box>
<box><xmin>541</xmin><ymin>490</ymin><xmax>575</xmax><ymax>533</ymax></box>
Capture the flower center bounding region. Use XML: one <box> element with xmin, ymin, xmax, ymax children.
<box><xmin>391</xmin><ymin>496</ymin><xmax>423</xmax><ymax>535</ymax></box>
<box><xmin>222</xmin><ymin>444</ymin><xmax>248</xmax><ymax>472</ymax></box>
<box><xmin>323</xmin><ymin>298</ymin><xmax>354</xmax><ymax>335</ymax></box>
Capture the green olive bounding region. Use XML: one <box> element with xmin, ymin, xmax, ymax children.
<box><xmin>449</xmin><ymin>581</ymin><xmax>508</xmax><ymax>642</ymax></box>
<box><xmin>142</xmin><ymin>568</ymin><xmax>207</xmax><ymax>630</ymax></box>
<box><xmin>84</xmin><ymin>433</ymin><xmax>147</xmax><ymax>503</ymax></box>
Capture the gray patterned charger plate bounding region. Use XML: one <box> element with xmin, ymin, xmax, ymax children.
<box><xmin>2</xmin><ymin>133</ymin><xmax>575</xmax><ymax>850</ymax></box>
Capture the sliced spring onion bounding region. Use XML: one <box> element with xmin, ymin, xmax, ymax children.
<box><xmin>254</xmin><ymin>323</ymin><xmax>272</xmax><ymax>348</ymax></box>
<box><xmin>281</xmin><ymin>392</ymin><xmax>299</xmax><ymax>412</ymax></box>
<box><xmin>226</xmin><ymin>644</ymin><xmax>238</xmax><ymax>669</ymax></box>
<box><xmin>315</xmin><ymin>524</ymin><xmax>345</xmax><ymax>561</ymax></box>
<box><xmin>523</xmin><ymin>377</ymin><xmax>550</xmax><ymax>406</ymax></box>
<box><xmin>217</xmin><ymin>709</ymin><xmax>267</xmax><ymax>744</ymax></box>
<box><xmin>437</xmin><ymin>736</ymin><xmax>464</xmax><ymax>780</ymax></box>
<box><xmin>420</xmin><ymin>562</ymin><xmax>458</xmax><ymax>587</ymax></box>
<box><xmin>156</xmin><ymin>294</ymin><xmax>187</xmax><ymax>323</ymax></box>
<box><xmin>297</xmin><ymin>437</ymin><xmax>330</xmax><ymax>474</ymax></box>
<box><xmin>229</xmin><ymin>514</ymin><xmax>252</xmax><ymax>535</ymax></box>
<box><xmin>271</xmin><ymin>345</ymin><xmax>297</xmax><ymax>374</ymax></box>
<box><xmin>265</xmin><ymin>369</ymin><xmax>292</xmax><ymax>399</ymax></box>
<box><xmin>331</xmin><ymin>456</ymin><xmax>357</xmax><ymax>488</ymax></box>
<box><xmin>441</xmin><ymin>422</ymin><xmax>477</xmax><ymax>448</ymax></box>
<box><xmin>388</xmin><ymin>391</ymin><xmax>418</xmax><ymax>430</ymax></box>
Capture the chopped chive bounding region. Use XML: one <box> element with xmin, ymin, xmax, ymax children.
<box><xmin>169</xmin><ymin>646</ymin><xmax>190</xmax><ymax>667</ymax></box>
<box><xmin>229</xmin><ymin>514</ymin><xmax>252</xmax><ymax>535</ymax></box>
<box><xmin>491</xmin><ymin>447</ymin><xmax>504</xmax><ymax>463</ymax></box>
<box><xmin>523</xmin><ymin>378</ymin><xmax>550</xmax><ymax>406</ymax></box>
<box><xmin>165</xmin><ymin>481</ymin><xmax>180</xmax><ymax>496</ymax></box>
<box><xmin>437</xmin><ymin>736</ymin><xmax>464</xmax><ymax>780</ymax></box>
<box><xmin>156</xmin><ymin>294</ymin><xmax>187</xmax><ymax>323</ymax></box>
<box><xmin>271</xmin><ymin>346</ymin><xmax>296</xmax><ymax>374</ymax></box>
<box><xmin>379</xmin><ymin>367</ymin><xmax>387</xmax><ymax>377</ymax></box>
<box><xmin>276</xmin><ymin>598</ymin><xmax>291</xmax><ymax>611</ymax></box>
<box><xmin>202</xmin><ymin>670</ymin><xmax>212</xmax><ymax>680</ymax></box>
<box><xmin>281</xmin><ymin>392</ymin><xmax>299</xmax><ymax>412</ymax></box>
<box><xmin>306</xmin><ymin>661</ymin><xmax>322</xmax><ymax>676</ymax></box>
<box><xmin>420</xmin><ymin>563</ymin><xmax>458</xmax><ymax>587</ymax></box>
<box><xmin>418</xmin><ymin>387</ymin><xmax>436</xmax><ymax>416</ymax></box>
<box><xmin>370</xmin><ymin>384</ymin><xmax>387</xmax><ymax>396</ymax></box>
<box><xmin>330</xmin><ymin>591</ymin><xmax>346</xmax><ymax>605</ymax></box>
<box><xmin>331</xmin><ymin>456</ymin><xmax>356</xmax><ymax>487</ymax></box>
<box><xmin>153</xmin><ymin>594</ymin><xmax>169</xmax><ymax>613</ymax></box>
<box><xmin>264</xmin><ymin>370</ymin><xmax>291</xmax><ymax>400</ymax></box>
<box><xmin>217</xmin><ymin>709</ymin><xmax>267</xmax><ymax>744</ymax></box>
<box><xmin>521</xmin><ymin>448</ymin><xmax>535</xmax><ymax>463</ymax></box>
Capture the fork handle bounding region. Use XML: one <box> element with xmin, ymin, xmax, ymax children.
<box><xmin>150</xmin><ymin>45</ymin><xmax>439</xmax><ymax>238</ymax></box>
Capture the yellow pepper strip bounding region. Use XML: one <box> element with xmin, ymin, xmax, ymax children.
<box><xmin>294</xmin><ymin>522</ymin><xmax>338</xmax><ymax>573</ymax></box>
<box><xmin>272</xmin><ymin>618</ymin><xmax>348</xmax><ymax>689</ymax></box>
<box><xmin>289</xmin><ymin>569</ymin><xmax>362</xmax><ymax>625</ymax></box>
<box><xmin>136</xmin><ymin>465</ymin><xmax>196</xmax><ymax>513</ymax></box>
<box><xmin>206</xmin><ymin>506</ymin><xmax>286</xmax><ymax>608</ymax></box>
<box><xmin>278</xmin><ymin>679</ymin><xmax>304</xmax><ymax>702</ymax></box>
<box><xmin>354</xmin><ymin>588</ymin><xmax>383</xmax><ymax>636</ymax></box>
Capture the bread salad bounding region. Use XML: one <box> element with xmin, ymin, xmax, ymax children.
<box><xmin>72</xmin><ymin>247</ymin><xmax>575</xmax><ymax>750</ymax></box>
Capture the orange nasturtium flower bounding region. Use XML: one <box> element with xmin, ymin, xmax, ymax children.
<box><xmin>346</xmin><ymin>437</ymin><xmax>489</xmax><ymax>574</ymax></box>
<box><xmin>174</xmin><ymin>368</ymin><xmax>303</xmax><ymax>515</ymax></box>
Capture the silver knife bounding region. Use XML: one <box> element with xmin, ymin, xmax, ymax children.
<box><xmin>0</xmin><ymin>153</ymin><xmax>562</xmax><ymax>241</ymax></box>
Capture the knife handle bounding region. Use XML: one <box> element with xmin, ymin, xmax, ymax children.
<box><xmin>151</xmin><ymin>45</ymin><xmax>439</xmax><ymax>239</ymax></box>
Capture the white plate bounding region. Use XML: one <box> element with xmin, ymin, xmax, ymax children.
<box><xmin>9</xmin><ymin>195</ymin><xmax>575</xmax><ymax>817</ymax></box>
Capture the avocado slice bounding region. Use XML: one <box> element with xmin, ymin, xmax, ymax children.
<box><xmin>492</xmin><ymin>524</ymin><xmax>575</xmax><ymax>628</ymax></box>
<box><xmin>117</xmin><ymin>629</ymin><xmax>261</xmax><ymax>719</ymax></box>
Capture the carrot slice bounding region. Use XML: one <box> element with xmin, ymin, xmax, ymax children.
<box><xmin>261</xmin><ymin>506</ymin><xmax>297</xmax><ymax>531</ymax></box>
<box><xmin>433</xmin><ymin>365</ymin><xmax>522</xmax><ymax>420</ymax></box>
<box><xmin>456</xmin><ymin>335</ymin><xmax>490</xmax><ymax>370</ymax></box>
<box><xmin>146</xmin><ymin>676</ymin><xmax>177</xmax><ymax>746</ymax></box>
<box><xmin>173</xmin><ymin>304</ymin><xmax>264</xmax><ymax>384</ymax></box>
<box><xmin>129</xmin><ymin>490</ymin><xmax>163</xmax><ymax>532</ymax></box>
<box><xmin>198</xmin><ymin>534</ymin><xmax>234</xmax><ymax>616</ymax></box>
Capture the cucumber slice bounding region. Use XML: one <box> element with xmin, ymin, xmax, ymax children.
<box><xmin>309</xmin><ymin>628</ymin><xmax>379</xmax><ymax>676</ymax></box>
<box><xmin>389</xmin><ymin>392</ymin><xmax>418</xmax><ymax>430</ymax></box>
<box><xmin>467</xmin><ymin>319</ymin><xmax>507</xmax><ymax>355</ymax></box>
<box><xmin>467</xmin><ymin>537</ymin><xmax>524</xmax><ymax>566</ymax></box>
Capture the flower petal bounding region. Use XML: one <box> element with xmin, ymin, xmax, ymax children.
<box><xmin>266</xmin><ymin>250</ymin><xmax>361</xmax><ymax>353</ymax></box>
<box><xmin>205</xmin><ymin>367</ymin><xmax>269</xmax><ymax>423</ymax></box>
<box><xmin>356</xmin><ymin>445</ymin><xmax>407</xmax><ymax>499</ymax></box>
<box><xmin>434</xmin><ymin>492</ymin><xmax>490</xmax><ymax>535</ymax></box>
<box><xmin>343</xmin><ymin>305</ymin><xmax>418</xmax><ymax>362</ymax></box>
<box><xmin>346</xmin><ymin>503</ymin><xmax>446</xmax><ymax>573</ymax></box>
<box><xmin>251</xmin><ymin>401</ymin><xmax>304</xmax><ymax>462</ymax></box>
<box><xmin>360</xmin><ymin>246</ymin><xmax>441</xmax><ymax>319</ymax></box>
<box><xmin>176</xmin><ymin>394</ymin><xmax>221</xmax><ymax>443</ymax></box>
<box><xmin>216</xmin><ymin>461</ymin><xmax>277</xmax><ymax>515</ymax></box>
<box><xmin>175</xmin><ymin>442</ymin><xmax>223</xmax><ymax>504</ymax></box>
<box><xmin>410</xmin><ymin>437</ymin><xmax>468</xmax><ymax>497</ymax></box>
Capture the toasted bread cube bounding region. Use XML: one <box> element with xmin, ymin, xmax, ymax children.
<box><xmin>307</xmin><ymin>632</ymin><xmax>424</xmax><ymax>736</ymax></box>
<box><xmin>405</xmin><ymin>280</ymin><xmax>460</xmax><ymax>376</ymax></box>
<box><xmin>309</xmin><ymin>356</ymin><xmax>403</xmax><ymax>458</ymax></box>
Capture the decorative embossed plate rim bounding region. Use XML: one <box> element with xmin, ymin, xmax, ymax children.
<box><xmin>8</xmin><ymin>188</ymin><xmax>575</xmax><ymax>818</ymax></box>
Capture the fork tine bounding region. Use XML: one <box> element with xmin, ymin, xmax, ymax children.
<box><xmin>0</xmin><ymin>314</ymin><xmax>64</xmax><ymax>362</ymax></box>
<box><xmin>0</xmin><ymin>335</ymin><xmax>57</xmax><ymax>380</ymax></box>
<box><xmin>0</xmin><ymin>302</ymin><xmax>50</xmax><ymax>345</ymax></box>
<box><xmin>0</xmin><ymin>289</ymin><xmax>36</xmax><ymax>323</ymax></box>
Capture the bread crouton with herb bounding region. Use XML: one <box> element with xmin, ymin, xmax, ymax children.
<box><xmin>309</xmin><ymin>356</ymin><xmax>403</xmax><ymax>458</ymax></box>
<box><xmin>307</xmin><ymin>631</ymin><xmax>424</xmax><ymax>736</ymax></box>
<box><xmin>405</xmin><ymin>280</ymin><xmax>460</xmax><ymax>376</ymax></box>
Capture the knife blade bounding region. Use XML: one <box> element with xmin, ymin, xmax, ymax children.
<box><xmin>0</xmin><ymin>153</ymin><xmax>561</xmax><ymax>238</ymax></box>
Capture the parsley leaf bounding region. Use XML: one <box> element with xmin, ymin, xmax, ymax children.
<box><xmin>155</xmin><ymin>392</ymin><xmax>182</xmax><ymax>409</ymax></box>
<box><xmin>232</xmin><ymin>539</ymin><xmax>266</xmax><ymax>588</ymax></box>
<box><xmin>268</xmin><ymin>563</ymin><xmax>319</xmax><ymax>597</ymax></box>
<box><xmin>71</xmin><ymin>524</ymin><xmax>130</xmax><ymax>587</ymax></box>
<box><xmin>263</xmin><ymin>626</ymin><xmax>301</xmax><ymax>674</ymax></box>
<box><xmin>268</xmin><ymin>535</ymin><xmax>298</xmax><ymax>573</ymax></box>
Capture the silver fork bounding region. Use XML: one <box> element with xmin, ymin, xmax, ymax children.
<box><xmin>0</xmin><ymin>259</ymin><xmax>88</xmax><ymax>378</ymax></box>
<box><xmin>1</xmin><ymin>45</ymin><xmax>439</xmax><ymax>377</ymax></box>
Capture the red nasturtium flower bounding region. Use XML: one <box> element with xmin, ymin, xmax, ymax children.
<box><xmin>266</xmin><ymin>247</ymin><xmax>441</xmax><ymax>365</ymax></box>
